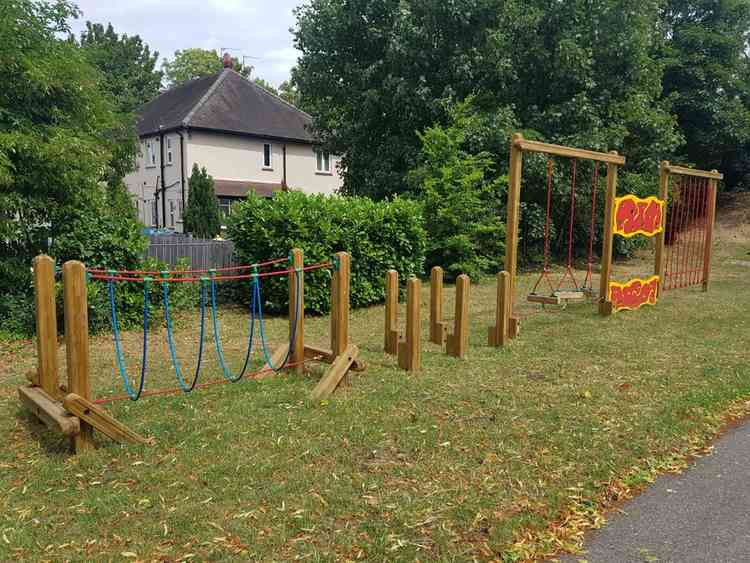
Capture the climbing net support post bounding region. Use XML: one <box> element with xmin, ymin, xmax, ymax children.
<box><xmin>397</xmin><ymin>277</ymin><xmax>422</xmax><ymax>372</ymax></box>
<box><xmin>445</xmin><ymin>274</ymin><xmax>470</xmax><ymax>359</ymax></box>
<box><xmin>384</xmin><ymin>270</ymin><xmax>402</xmax><ymax>355</ymax></box>
<box><xmin>488</xmin><ymin>270</ymin><xmax>511</xmax><ymax>347</ymax></box>
<box><xmin>311</xmin><ymin>252</ymin><xmax>364</xmax><ymax>400</ymax></box>
<box><xmin>429</xmin><ymin>266</ymin><xmax>448</xmax><ymax>345</ymax></box>
<box><xmin>18</xmin><ymin>257</ymin><xmax>148</xmax><ymax>454</ymax></box>
<box><xmin>504</xmin><ymin>132</ymin><xmax>626</xmax><ymax>322</ymax></box>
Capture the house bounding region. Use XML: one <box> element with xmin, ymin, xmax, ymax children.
<box><xmin>124</xmin><ymin>57</ymin><xmax>341</xmax><ymax>232</ymax></box>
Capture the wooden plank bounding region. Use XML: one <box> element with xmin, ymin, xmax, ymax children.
<box><xmin>488</xmin><ymin>271</ymin><xmax>510</xmax><ymax>347</ymax></box>
<box><xmin>384</xmin><ymin>270</ymin><xmax>399</xmax><ymax>354</ymax></box>
<box><xmin>527</xmin><ymin>294</ymin><xmax>561</xmax><ymax>305</ymax></box>
<box><xmin>289</xmin><ymin>248</ymin><xmax>305</xmax><ymax>374</ymax></box>
<box><xmin>310</xmin><ymin>344</ymin><xmax>359</xmax><ymax>401</ymax></box>
<box><xmin>702</xmin><ymin>175</ymin><xmax>719</xmax><ymax>291</ymax></box>
<box><xmin>504</xmin><ymin>134</ymin><xmax>524</xmax><ymax>338</ymax></box>
<box><xmin>654</xmin><ymin>161</ymin><xmax>670</xmax><ymax>288</ymax></box>
<box><xmin>18</xmin><ymin>386</ymin><xmax>80</xmax><ymax>436</ymax></box>
<box><xmin>33</xmin><ymin>255</ymin><xmax>59</xmax><ymax>396</ymax></box>
<box><xmin>304</xmin><ymin>344</ymin><xmax>366</xmax><ymax>372</ymax></box>
<box><xmin>397</xmin><ymin>278</ymin><xmax>421</xmax><ymax>372</ymax></box>
<box><xmin>330</xmin><ymin>252</ymin><xmax>350</xmax><ymax>357</ymax></box>
<box><xmin>665</xmin><ymin>165</ymin><xmax>723</xmax><ymax>180</ymax></box>
<box><xmin>446</xmin><ymin>274</ymin><xmax>470</xmax><ymax>358</ymax></box>
<box><xmin>429</xmin><ymin>267</ymin><xmax>445</xmax><ymax>345</ymax></box>
<box><xmin>62</xmin><ymin>261</ymin><xmax>94</xmax><ymax>452</ymax></box>
<box><xmin>552</xmin><ymin>290</ymin><xmax>586</xmax><ymax>301</ymax></box>
<box><xmin>598</xmin><ymin>156</ymin><xmax>619</xmax><ymax>316</ymax></box>
<box><xmin>515</xmin><ymin>138</ymin><xmax>626</xmax><ymax>165</ymax></box>
<box><xmin>257</xmin><ymin>344</ymin><xmax>290</xmax><ymax>379</ymax></box>
<box><xmin>63</xmin><ymin>393</ymin><xmax>149</xmax><ymax>445</ymax></box>
<box><xmin>508</xmin><ymin>317</ymin><xmax>520</xmax><ymax>338</ymax></box>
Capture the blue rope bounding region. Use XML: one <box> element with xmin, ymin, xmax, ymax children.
<box><xmin>209</xmin><ymin>274</ymin><xmax>257</xmax><ymax>382</ymax></box>
<box><xmin>162</xmin><ymin>276</ymin><xmax>207</xmax><ymax>392</ymax></box>
<box><xmin>107</xmin><ymin>276</ymin><xmax>149</xmax><ymax>401</ymax></box>
<box><xmin>255</xmin><ymin>267</ymin><xmax>301</xmax><ymax>372</ymax></box>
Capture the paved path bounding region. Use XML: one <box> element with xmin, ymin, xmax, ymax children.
<box><xmin>561</xmin><ymin>421</ymin><xmax>750</xmax><ymax>562</ymax></box>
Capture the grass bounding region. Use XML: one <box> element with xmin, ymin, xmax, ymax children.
<box><xmin>1</xmin><ymin>199</ymin><xmax>749</xmax><ymax>561</ymax></box>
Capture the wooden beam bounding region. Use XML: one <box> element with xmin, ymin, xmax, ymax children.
<box><xmin>256</xmin><ymin>343</ymin><xmax>290</xmax><ymax>379</ymax></box>
<box><xmin>429</xmin><ymin>267</ymin><xmax>446</xmax><ymax>345</ymax></box>
<box><xmin>310</xmin><ymin>344</ymin><xmax>359</xmax><ymax>401</ymax></box>
<box><xmin>702</xmin><ymin>174</ymin><xmax>719</xmax><ymax>291</ymax></box>
<box><xmin>654</xmin><ymin>161</ymin><xmax>670</xmax><ymax>289</ymax></box>
<box><xmin>33</xmin><ymin>255</ymin><xmax>59</xmax><ymax>397</ymax></box>
<box><xmin>504</xmin><ymin>133</ymin><xmax>524</xmax><ymax>338</ymax></box>
<box><xmin>330</xmin><ymin>252</ymin><xmax>350</xmax><ymax>358</ymax></box>
<box><xmin>289</xmin><ymin>248</ymin><xmax>304</xmax><ymax>374</ymax></box>
<box><xmin>397</xmin><ymin>278</ymin><xmax>421</xmax><ymax>372</ymax></box>
<box><xmin>665</xmin><ymin>165</ymin><xmax>723</xmax><ymax>180</ymax></box>
<box><xmin>598</xmin><ymin>155</ymin><xmax>619</xmax><ymax>316</ymax></box>
<box><xmin>304</xmin><ymin>344</ymin><xmax>366</xmax><ymax>372</ymax></box>
<box><xmin>63</xmin><ymin>393</ymin><xmax>149</xmax><ymax>445</ymax></box>
<box><xmin>63</xmin><ymin>261</ymin><xmax>94</xmax><ymax>452</ymax></box>
<box><xmin>552</xmin><ymin>290</ymin><xmax>586</xmax><ymax>301</ymax></box>
<box><xmin>488</xmin><ymin>271</ymin><xmax>510</xmax><ymax>347</ymax></box>
<box><xmin>18</xmin><ymin>385</ymin><xmax>80</xmax><ymax>437</ymax></box>
<box><xmin>384</xmin><ymin>270</ymin><xmax>400</xmax><ymax>354</ymax></box>
<box><xmin>514</xmin><ymin>138</ymin><xmax>626</xmax><ymax>165</ymax></box>
<box><xmin>527</xmin><ymin>294</ymin><xmax>561</xmax><ymax>306</ymax></box>
<box><xmin>446</xmin><ymin>274</ymin><xmax>470</xmax><ymax>358</ymax></box>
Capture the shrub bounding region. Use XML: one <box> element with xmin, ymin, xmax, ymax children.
<box><xmin>184</xmin><ymin>164</ymin><xmax>221</xmax><ymax>238</ymax></box>
<box><xmin>227</xmin><ymin>191</ymin><xmax>426</xmax><ymax>313</ymax></box>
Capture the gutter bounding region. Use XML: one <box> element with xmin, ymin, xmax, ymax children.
<box><xmin>177</xmin><ymin>129</ymin><xmax>186</xmax><ymax>216</ymax></box>
<box><xmin>282</xmin><ymin>144</ymin><xmax>287</xmax><ymax>190</ymax></box>
<box><xmin>159</xmin><ymin>128</ymin><xmax>166</xmax><ymax>228</ymax></box>
<box><xmin>153</xmin><ymin>175</ymin><xmax>161</xmax><ymax>228</ymax></box>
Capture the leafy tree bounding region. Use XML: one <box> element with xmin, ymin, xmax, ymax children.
<box><xmin>253</xmin><ymin>77</ymin><xmax>278</xmax><ymax>95</ymax></box>
<box><xmin>162</xmin><ymin>48</ymin><xmax>252</xmax><ymax>86</ymax></box>
<box><xmin>279</xmin><ymin>79</ymin><xmax>302</xmax><ymax>108</ymax></box>
<box><xmin>79</xmin><ymin>21</ymin><xmax>163</xmax><ymax>190</ymax></box>
<box><xmin>183</xmin><ymin>164</ymin><xmax>221</xmax><ymax>238</ymax></box>
<box><xmin>660</xmin><ymin>0</ymin><xmax>750</xmax><ymax>189</ymax></box>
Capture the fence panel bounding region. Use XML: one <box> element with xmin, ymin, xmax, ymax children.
<box><xmin>146</xmin><ymin>235</ymin><xmax>237</xmax><ymax>270</ymax></box>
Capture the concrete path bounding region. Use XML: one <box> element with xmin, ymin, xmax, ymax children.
<box><xmin>561</xmin><ymin>421</ymin><xmax>750</xmax><ymax>562</ymax></box>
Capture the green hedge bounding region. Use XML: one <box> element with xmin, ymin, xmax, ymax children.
<box><xmin>227</xmin><ymin>191</ymin><xmax>426</xmax><ymax>313</ymax></box>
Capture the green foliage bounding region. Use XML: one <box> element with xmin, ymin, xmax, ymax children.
<box><xmin>184</xmin><ymin>165</ymin><xmax>221</xmax><ymax>239</ymax></box>
<box><xmin>409</xmin><ymin>104</ymin><xmax>507</xmax><ymax>279</ymax></box>
<box><xmin>162</xmin><ymin>48</ymin><xmax>252</xmax><ymax>86</ymax></box>
<box><xmin>253</xmin><ymin>77</ymin><xmax>278</xmax><ymax>95</ymax></box>
<box><xmin>227</xmin><ymin>191</ymin><xmax>426</xmax><ymax>313</ymax></box>
<box><xmin>278</xmin><ymin>79</ymin><xmax>302</xmax><ymax>108</ymax></box>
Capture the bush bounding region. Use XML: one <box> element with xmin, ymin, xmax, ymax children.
<box><xmin>227</xmin><ymin>191</ymin><xmax>426</xmax><ymax>313</ymax></box>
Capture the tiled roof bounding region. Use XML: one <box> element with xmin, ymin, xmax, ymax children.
<box><xmin>136</xmin><ymin>70</ymin><xmax>315</xmax><ymax>143</ymax></box>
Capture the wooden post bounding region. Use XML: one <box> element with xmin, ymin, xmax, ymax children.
<box><xmin>330</xmin><ymin>252</ymin><xmax>350</xmax><ymax>358</ymax></box>
<box><xmin>488</xmin><ymin>271</ymin><xmax>510</xmax><ymax>347</ymax></box>
<box><xmin>62</xmin><ymin>261</ymin><xmax>94</xmax><ymax>452</ymax></box>
<box><xmin>654</xmin><ymin>162</ymin><xmax>670</xmax><ymax>293</ymax></box>
<box><xmin>384</xmin><ymin>270</ymin><xmax>401</xmax><ymax>355</ymax></box>
<box><xmin>446</xmin><ymin>274</ymin><xmax>470</xmax><ymax>358</ymax></box>
<box><xmin>504</xmin><ymin>134</ymin><xmax>524</xmax><ymax>337</ymax></box>
<box><xmin>598</xmin><ymin>153</ymin><xmax>619</xmax><ymax>316</ymax></box>
<box><xmin>702</xmin><ymin>174</ymin><xmax>718</xmax><ymax>291</ymax></box>
<box><xmin>397</xmin><ymin>278</ymin><xmax>421</xmax><ymax>372</ymax></box>
<box><xmin>429</xmin><ymin>266</ymin><xmax>447</xmax><ymax>345</ymax></box>
<box><xmin>33</xmin><ymin>255</ymin><xmax>59</xmax><ymax>396</ymax></box>
<box><xmin>289</xmin><ymin>248</ymin><xmax>304</xmax><ymax>374</ymax></box>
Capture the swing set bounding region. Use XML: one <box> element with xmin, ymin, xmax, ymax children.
<box><xmin>19</xmin><ymin>250</ymin><xmax>364</xmax><ymax>453</ymax></box>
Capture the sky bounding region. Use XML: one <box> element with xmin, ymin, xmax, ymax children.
<box><xmin>68</xmin><ymin>0</ymin><xmax>305</xmax><ymax>87</ymax></box>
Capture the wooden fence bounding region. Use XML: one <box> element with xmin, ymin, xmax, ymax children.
<box><xmin>146</xmin><ymin>235</ymin><xmax>237</xmax><ymax>269</ymax></box>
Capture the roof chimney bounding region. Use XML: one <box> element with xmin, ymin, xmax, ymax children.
<box><xmin>222</xmin><ymin>52</ymin><xmax>232</xmax><ymax>69</ymax></box>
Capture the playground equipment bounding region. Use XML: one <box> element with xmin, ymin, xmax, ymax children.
<box><xmin>427</xmin><ymin>267</ymin><xmax>470</xmax><ymax>359</ymax></box>
<box><xmin>487</xmin><ymin>271</ymin><xmax>511</xmax><ymax>347</ymax></box>
<box><xmin>384</xmin><ymin>271</ymin><xmax>421</xmax><ymax>371</ymax></box>
<box><xmin>19</xmin><ymin>250</ymin><xmax>363</xmax><ymax>453</ymax></box>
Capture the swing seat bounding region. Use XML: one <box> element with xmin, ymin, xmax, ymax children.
<box><xmin>527</xmin><ymin>293</ymin><xmax>561</xmax><ymax>305</ymax></box>
<box><xmin>552</xmin><ymin>290</ymin><xmax>586</xmax><ymax>301</ymax></box>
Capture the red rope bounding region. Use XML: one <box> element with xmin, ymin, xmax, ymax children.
<box><xmin>94</xmin><ymin>359</ymin><xmax>313</xmax><ymax>404</ymax></box>
<box><xmin>89</xmin><ymin>261</ymin><xmax>332</xmax><ymax>283</ymax></box>
<box><xmin>530</xmin><ymin>159</ymin><xmax>556</xmax><ymax>296</ymax></box>
<box><xmin>87</xmin><ymin>257</ymin><xmax>288</xmax><ymax>276</ymax></box>
<box><xmin>554</xmin><ymin>159</ymin><xmax>579</xmax><ymax>292</ymax></box>
<box><xmin>584</xmin><ymin>163</ymin><xmax>600</xmax><ymax>289</ymax></box>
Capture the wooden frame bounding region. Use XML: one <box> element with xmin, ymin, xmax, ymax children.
<box><xmin>654</xmin><ymin>162</ymin><xmax>722</xmax><ymax>293</ymax></box>
<box><xmin>488</xmin><ymin>271</ymin><xmax>511</xmax><ymax>347</ymax></box>
<box><xmin>504</xmin><ymin>133</ymin><xmax>625</xmax><ymax>323</ymax></box>
<box><xmin>445</xmin><ymin>274</ymin><xmax>470</xmax><ymax>358</ymax></box>
<box><xmin>384</xmin><ymin>270</ymin><xmax>402</xmax><ymax>354</ymax></box>
<box><xmin>429</xmin><ymin>267</ymin><xmax>448</xmax><ymax>345</ymax></box>
<box><xmin>397</xmin><ymin>278</ymin><xmax>421</xmax><ymax>372</ymax></box>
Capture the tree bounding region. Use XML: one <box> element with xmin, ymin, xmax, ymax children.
<box><xmin>660</xmin><ymin>0</ymin><xmax>750</xmax><ymax>189</ymax></box>
<box><xmin>183</xmin><ymin>165</ymin><xmax>221</xmax><ymax>238</ymax></box>
<box><xmin>79</xmin><ymin>21</ymin><xmax>163</xmax><ymax>190</ymax></box>
<box><xmin>279</xmin><ymin>79</ymin><xmax>302</xmax><ymax>108</ymax></box>
<box><xmin>162</xmin><ymin>48</ymin><xmax>252</xmax><ymax>87</ymax></box>
<box><xmin>253</xmin><ymin>77</ymin><xmax>278</xmax><ymax>95</ymax></box>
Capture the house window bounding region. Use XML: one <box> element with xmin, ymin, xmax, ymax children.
<box><xmin>263</xmin><ymin>143</ymin><xmax>272</xmax><ymax>169</ymax></box>
<box><xmin>169</xmin><ymin>200</ymin><xmax>176</xmax><ymax>227</ymax></box>
<box><xmin>178</xmin><ymin>200</ymin><xmax>184</xmax><ymax>222</ymax></box>
<box><xmin>166</xmin><ymin>138</ymin><xmax>173</xmax><ymax>165</ymax></box>
<box><xmin>316</xmin><ymin>150</ymin><xmax>331</xmax><ymax>173</ymax></box>
<box><xmin>151</xmin><ymin>200</ymin><xmax>158</xmax><ymax>227</ymax></box>
<box><xmin>146</xmin><ymin>140</ymin><xmax>156</xmax><ymax>167</ymax></box>
<box><xmin>219</xmin><ymin>197</ymin><xmax>233</xmax><ymax>219</ymax></box>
